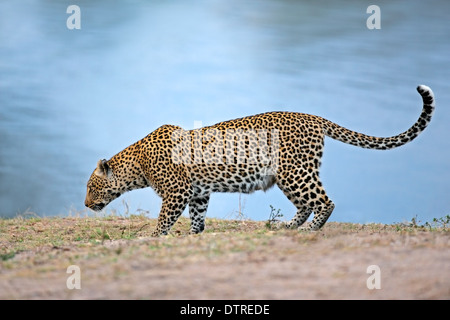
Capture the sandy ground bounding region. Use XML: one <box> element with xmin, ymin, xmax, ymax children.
<box><xmin>0</xmin><ymin>219</ymin><xmax>449</xmax><ymax>300</ymax></box>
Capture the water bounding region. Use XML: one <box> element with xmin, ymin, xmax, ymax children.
<box><xmin>1</xmin><ymin>0</ymin><xmax>449</xmax><ymax>224</ymax></box>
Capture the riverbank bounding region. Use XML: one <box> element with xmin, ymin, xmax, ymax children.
<box><xmin>1</xmin><ymin>215</ymin><xmax>449</xmax><ymax>299</ymax></box>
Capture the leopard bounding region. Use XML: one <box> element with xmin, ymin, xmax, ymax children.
<box><xmin>85</xmin><ymin>85</ymin><xmax>435</xmax><ymax>236</ymax></box>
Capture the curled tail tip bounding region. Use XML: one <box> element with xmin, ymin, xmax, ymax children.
<box><xmin>417</xmin><ymin>84</ymin><xmax>434</xmax><ymax>97</ymax></box>
<box><xmin>417</xmin><ymin>84</ymin><xmax>435</xmax><ymax>108</ymax></box>
<box><xmin>417</xmin><ymin>84</ymin><xmax>431</xmax><ymax>92</ymax></box>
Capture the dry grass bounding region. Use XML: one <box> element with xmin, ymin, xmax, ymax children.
<box><xmin>0</xmin><ymin>215</ymin><xmax>449</xmax><ymax>299</ymax></box>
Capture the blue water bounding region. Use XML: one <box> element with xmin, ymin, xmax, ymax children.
<box><xmin>1</xmin><ymin>0</ymin><xmax>449</xmax><ymax>224</ymax></box>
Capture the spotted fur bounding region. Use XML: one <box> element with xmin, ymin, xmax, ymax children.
<box><xmin>85</xmin><ymin>85</ymin><xmax>435</xmax><ymax>236</ymax></box>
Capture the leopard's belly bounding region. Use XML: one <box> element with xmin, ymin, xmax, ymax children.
<box><xmin>191</xmin><ymin>163</ymin><xmax>276</xmax><ymax>196</ymax></box>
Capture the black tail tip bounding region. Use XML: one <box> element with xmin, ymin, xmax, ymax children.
<box><xmin>417</xmin><ymin>85</ymin><xmax>435</xmax><ymax>109</ymax></box>
<box><xmin>417</xmin><ymin>85</ymin><xmax>432</xmax><ymax>95</ymax></box>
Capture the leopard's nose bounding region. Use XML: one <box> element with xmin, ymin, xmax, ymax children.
<box><xmin>84</xmin><ymin>195</ymin><xmax>92</xmax><ymax>208</ymax></box>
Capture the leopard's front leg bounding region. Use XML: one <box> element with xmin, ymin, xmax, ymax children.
<box><xmin>151</xmin><ymin>194</ymin><xmax>190</xmax><ymax>237</ymax></box>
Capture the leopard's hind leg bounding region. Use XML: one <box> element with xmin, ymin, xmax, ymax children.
<box><xmin>277</xmin><ymin>167</ymin><xmax>334</xmax><ymax>231</ymax></box>
<box><xmin>286</xmin><ymin>205</ymin><xmax>313</xmax><ymax>229</ymax></box>
<box><xmin>306</xmin><ymin>190</ymin><xmax>335</xmax><ymax>231</ymax></box>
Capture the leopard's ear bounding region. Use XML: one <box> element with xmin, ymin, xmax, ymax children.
<box><xmin>95</xmin><ymin>159</ymin><xmax>111</xmax><ymax>178</ymax></box>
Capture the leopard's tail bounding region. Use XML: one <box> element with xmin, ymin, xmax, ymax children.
<box><xmin>322</xmin><ymin>85</ymin><xmax>435</xmax><ymax>150</ymax></box>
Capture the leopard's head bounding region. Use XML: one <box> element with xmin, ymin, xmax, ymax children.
<box><xmin>85</xmin><ymin>159</ymin><xmax>122</xmax><ymax>211</ymax></box>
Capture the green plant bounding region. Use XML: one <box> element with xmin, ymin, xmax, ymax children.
<box><xmin>397</xmin><ymin>214</ymin><xmax>450</xmax><ymax>231</ymax></box>
<box><xmin>0</xmin><ymin>252</ymin><xmax>16</xmax><ymax>261</ymax></box>
<box><xmin>266</xmin><ymin>205</ymin><xmax>283</xmax><ymax>229</ymax></box>
<box><xmin>424</xmin><ymin>214</ymin><xmax>450</xmax><ymax>230</ymax></box>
